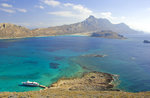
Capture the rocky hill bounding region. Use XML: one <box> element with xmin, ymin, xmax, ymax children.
<box><xmin>0</xmin><ymin>15</ymin><xmax>138</xmax><ymax>39</ymax></box>
<box><xmin>0</xmin><ymin>23</ymin><xmax>32</xmax><ymax>39</ymax></box>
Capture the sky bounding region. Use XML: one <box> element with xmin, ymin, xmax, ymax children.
<box><xmin>0</xmin><ymin>0</ymin><xmax>150</xmax><ymax>33</ymax></box>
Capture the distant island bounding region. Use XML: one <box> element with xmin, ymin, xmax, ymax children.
<box><xmin>90</xmin><ymin>30</ymin><xmax>125</xmax><ymax>39</ymax></box>
<box><xmin>143</xmin><ymin>40</ymin><xmax>150</xmax><ymax>43</ymax></box>
<box><xmin>0</xmin><ymin>15</ymin><xmax>139</xmax><ymax>39</ymax></box>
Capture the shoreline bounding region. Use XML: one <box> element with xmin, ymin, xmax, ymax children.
<box><xmin>0</xmin><ymin>34</ymin><xmax>87</xmax><ymax>40</ymax></box>
<box><xmin>0</xmin><ymin>71</ymin><xmax>119</xmax><ymax>92</ymax></box>
<box><xmin>0</xmin><ymin>32</ymin><xmax>126</xmax><ymax>40</ymax></box>
<box><xmin>0</xmin><ymin>71</ymin><xmax>150</xmax><ymax>97</ymax></box>
<box><xmin>48</xmin><ymin>71</ymin><xmax>119</xmax><ymax>91</ymax></box>
<box><xmin>0</xmin><ymin>32</ymin><xmax>91</xmax><ymax>40</ymax></box>
<box><xmin>0</xmin><ymin>71</ymin><xmax>118</xmax><ymax>93</ymax></box>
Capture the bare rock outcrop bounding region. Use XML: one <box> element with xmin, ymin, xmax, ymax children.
<box><xmin>0</xmin><ymin>23</ymin><xmax>32</xmax><ymax>39</ymax></box>
<box><xmin>50</xmin><ymin>72</ymin><xmax>117</xmax><ymax>91</ymax></box>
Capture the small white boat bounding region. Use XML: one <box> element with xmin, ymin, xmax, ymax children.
<box><xmin>22</xmin><ymin>81</ymin><xmax>39</xmax><ymax>87</ymax></box>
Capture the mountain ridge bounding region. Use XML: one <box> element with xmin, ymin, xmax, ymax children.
<box><xmin>32</xmin><ymin>15</ymin><xmax>136</xmax><ymax>37</ymax></box>
<box><xmin>0</xmin><ymin>15</ymin><xmax>139</xmax><ymax>39</ymax></box>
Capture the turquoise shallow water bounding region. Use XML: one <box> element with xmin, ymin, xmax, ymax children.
<box><xmin>0</xmin><ymin>34</ymin><xmax>150</xmax><ymax>92</ymax></box>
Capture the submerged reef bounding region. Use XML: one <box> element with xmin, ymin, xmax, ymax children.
<box><xmin>49</xmin><ymin>63</ymin><xmax>60</xmax><ymax>69</ymax></box>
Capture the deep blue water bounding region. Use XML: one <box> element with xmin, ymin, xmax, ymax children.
<box><xmin>0</xmin><ymin>34</ymin><xmax>150</xmax><ymax>92</ymax></box>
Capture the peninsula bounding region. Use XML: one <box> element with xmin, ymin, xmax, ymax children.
<box><xmin>0</xmin><ymin>72</ymin><xmax>150</xmax><ymax>98</ymax></box>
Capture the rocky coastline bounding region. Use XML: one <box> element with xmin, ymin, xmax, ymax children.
<box><xmin>49</xmin><ymin>71</ymin><xmax>119</xmax><ymax>91</ymax></box>
<box><xmin>0</xmin><ymin>71</ymin><xmax>150</xmax><ymax>97</ymax></box>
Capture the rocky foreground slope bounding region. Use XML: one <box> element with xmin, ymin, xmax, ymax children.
<box><xmin>0</xmin><ymin>72</ymin><xmax>150</xmax><ymax>98</ymax></box>
<box><xmin>1</xmin><ymin>89</ymin><xmax>150</xmax><ymax>98</ymax></box>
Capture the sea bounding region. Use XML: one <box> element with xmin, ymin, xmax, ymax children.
<box><xmin>0</xmin><ymin>33</ymin><xmax>150</xmax><ymax>92</ymax></box>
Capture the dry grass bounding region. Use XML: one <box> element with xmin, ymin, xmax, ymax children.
<box><xmin>1</xmin><ymin>89</ymin><xmax>150</xmax><ymax>98</ymax></box>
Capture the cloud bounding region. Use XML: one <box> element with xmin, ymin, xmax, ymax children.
<box><xmin>42</xmin><ymin>1</ymin><xmax>127</xmax><ymax>27</ymax></box>
<box><xmin>39</xmin><ymin>5</ymin><xmax>44</xmax><ymax>9</ymax></box>
<box><xmin>48</xmin><ymin>11</ymin><xmax>75</xmax><ymax>17</ymax></box>
<box><xmin>48</xmin><ymin>3</ymin><xmax>93</xmax><ymax>19</ymax></box>
<box><xmin>0</xmin><ymin>2</ymin><xmax>27</xmax><ymax>13</ymax></box>
<box><xmin>0</xmin><ymin>7</ymin><xmax>27</xmax><ymax>13</ymax></box>
<box><xmin>35</xmin><ymin>5</ymin><xmax>44</xmax><ymax>9</ymax></box>
<box><xmin>41</xmin><ymin>0</ymin><xmax>92</xmax><ymax>19</ymax></box>
<box><xmin>64</xmin><ymin>3</ymin><xmax>92</xmax><ymax>15</ymax></box>
<box><xmin>73</xmin><ymin>5</ymin><xmax>92</xmax><ymax>14</ymax></box>
<box><xmin>41</xmin><ymin>0</ymin><xmax>60</xmax><ymax>7</ymax></box>
<box><xmin>16</xmin><ymin>8</ymin><xmax>27</xmax><ymax>13</ymax></box>
<box><xmin>99</xmin><ymin>12</ymin><xmax>116</xmax><ymax>20</ymax></box>
<box><xmin>1</xmin><ymin>3</ymin><xmax>12</xmax><ymax>8</ymax></box>
<box><xmin>64</xmin><ymin>3</ymin><xmax>73</xmax><ymax>7</ymax></box>
<box><xmin>49</xmin><ymin>2</ymin><xmax>125</xmax><ymax>22</ymax></box>
<box><xmin>0</xmin><ymin>3</ymin><xmax>27</xmax><ymax>13</ymax></box>
<box><xmin>93</xmin><ymin>12</ymin><xmax>126</xmax><ymax>24</ymax></box>
<box><xmin>121</xmin><ymin>16</ymin><xmax>126</xmax><ymax>20</ymax></box>
<box><xmin>0</xmin><ymin>8</ymin><xmax>15</xmax><ymax>13</ymax></box>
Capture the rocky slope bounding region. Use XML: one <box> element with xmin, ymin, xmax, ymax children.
<box><xmin>0</xmin><ymin>90</ymin><xmax>150</xmax><ymax>98</ymax></box>
<box><xmin>0</xmin><ymin>23</ymin><xmax>32</xmax><ymax>39</ymax></box>
<box><xmin>50</xmin><ymin>72</ymin><xmax>117</xmax><ymax>91</ymax></box>
<box><xmin>0</xmin><ymin>72</ymin><xmax>150</xmax><ymax>98</ymax></box>
<box><xmin>1</xmin><ymin>90</ymin><xmax>150</xmax><ymax>98</ymax></box>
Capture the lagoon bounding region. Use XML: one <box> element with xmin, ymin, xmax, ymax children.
<box><xmin>0</xmin><ymin>34</ymin><xmax>150</xmax><ymax>92</ymax></box>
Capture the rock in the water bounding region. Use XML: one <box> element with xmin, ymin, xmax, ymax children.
<box><xmin>54</xmin><ymin>56</ymin><xmax>64</xmax><ymax>61</ymax></box>
<box><xmin>143</xmin><ymin>40</ymin><xmax>150</xmax><ymax>43</ymax></box>
<box><xmin>49</xmin><ymin>63</ymin><xmax>60</xmax><ymax>69</ymax></box>
<box><xmin>81</xmin><ymin>54</ymin><xmax>107</xmax><ymax>58</ymax></box>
